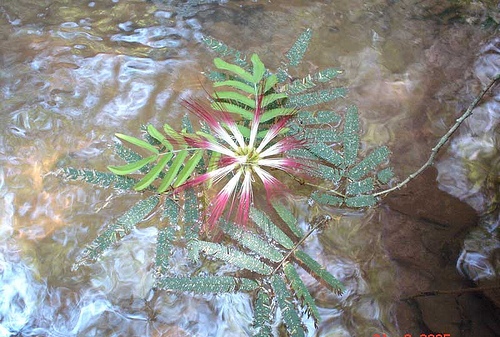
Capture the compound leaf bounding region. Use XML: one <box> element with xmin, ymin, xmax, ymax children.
<box><xmin>343</xmin><ymin>105</ymin><xmax>360</xmax><ymax>167</ymax></box>
<box><xmin>284</xmin><ymin>263</ymin><xmax>321</xmax><ymax>323</ymax></box>
<box><xmin>222</xmin><ymin>221</ymin><xmax>284</xmax><ymax>263</ymax></box>
<box><xmin>115</xmin><ymin>133</ymin><xmax>159</xmax><ymax>155</ymax></box>
<box><xmin>157</xmin><ymin>150</ymin><xmax>188</xmax><ymax>193</ymax></box>
<box><xmin>294</xmin><ymin>250</ymin><xmax>344</xmax><ymax>295</ymax></box>
<box><xmin>147</xmin><ymin>124</ymin><xmax>173</xmax><ymax>151</ymax></box>
<box><xmin>59</xmin><ymin>167</ymin><xmax>136</xmax><ymax>190</ymax></box>
<box><xmin>348</xmin><ymin>146</ymin><xmax>390</xmax><ymax>180</ymax></box>
<box><xmin>107</xmin><ymin>155</ymin><xmax>157</xmax><ymax>176</ymax></box>
<box><xmin>250</xmin><ymin>207</ymin><xmax>295</xmax><ymax>250</ymax></box>
<box><xmin>173</xmin><ymin>150</ymin><xmax>203</xmax><ymax>188</ymax></box>
<box><xmin>272</xmin><ymin>201</ymin><xmax>303</xmax><ymax>238</ymax></box>
<box><xmin>188</xmin><ymin>240</ymin><xmax>273</xmax><ymax>275</ymax></box>
<box><xmin>156</xmin><ymin>276</ymin><xmax>258</xmax><ymax>293</ymax></box>
<box><xmin>134</xmin><ymin>153</ymin><xmax>172</xmax><ymax>191</ymax></box>
<box><xmin>271</xmin><ymin>274</ymin><xmax>305</xmax><ymax>337</ymax></box>
<box><xmin>214</xmin><ymin>79</ymin><xmax>254</xmax><ymax>95</ymax></box>
<box><xmin>73</xmin><ymin>195</ymin><xmax>159</xmax><ymax>269</ymax></box>
<box><xmin>253</xmin><ymin>289</ymin><xmax>273</xmax><ymax>337</ymax></box>
<box><xmin>251</xmin><ymin>53</ymin><xmax>266</xmax><ymax>84</ymax></box>
<box><xmin>214</xmin><ymin>57</ymin><xmax>254</xmax><ymax>83</ymax></box>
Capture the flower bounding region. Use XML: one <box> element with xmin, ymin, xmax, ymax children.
<box><xmin>178</xmin><ymin>94</ymin><xmax>306</xmax><ymax>229</ymax></box>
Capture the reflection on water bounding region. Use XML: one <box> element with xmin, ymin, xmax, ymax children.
<box><xmin>0</xmin><ymin>0</ymin><xmax>499</xmax><ymax>336</ymax></box>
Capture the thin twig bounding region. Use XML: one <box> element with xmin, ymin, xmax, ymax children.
<box><xmin>271</xmin><ymin>215</ymin><xmax>331</xmax><ymax>275</ymax></box>
<box><xmin>374</xmin><ymin>74</ymin><xmax>500</xmax><ymax>197</ymax></box>
<box><xmin>401</xmin><ymin>285</ymin><xmax>500</xmax><ymax>301</ymax></box>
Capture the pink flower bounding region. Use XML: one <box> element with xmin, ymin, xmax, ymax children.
<box><xmin>177</xmin><ymin>95</ymin><xmax>306</xmax><ymax>229</ymax></box>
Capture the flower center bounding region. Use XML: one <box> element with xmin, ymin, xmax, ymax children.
<box><xmin>236</xmin><ymin>146</ymin><xmax>261</xmax><ymax>168</ymax></box>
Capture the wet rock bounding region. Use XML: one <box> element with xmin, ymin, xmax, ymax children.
<box><xmin>379</xmin><ymin>166</ymin><xmax>500</xmax><ymax>336</ymax></box>
<box><xmin>384</xmin><ymin>167</ymin><xmax>478</xmax><ymax>233</ymax></box>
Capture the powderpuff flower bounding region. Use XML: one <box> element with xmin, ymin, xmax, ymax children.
<box><xmin>178</xmin><ymin>94</ymin><xmax>307</xmax><ymax>229</ymax></box>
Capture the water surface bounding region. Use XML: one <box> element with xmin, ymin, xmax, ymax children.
<box><xmin>1</xmin><ymin>1</ymin><xmax>499</xmax><ymax>336</ymax></box>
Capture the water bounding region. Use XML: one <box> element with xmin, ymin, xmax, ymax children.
<box><xmin>1</xmin><ymin>1</ymin><xmax>499</xmax><ymax>336</ymax></box>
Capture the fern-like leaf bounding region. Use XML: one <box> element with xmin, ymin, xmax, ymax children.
<box><xmin>284</xmin><ymin>263</ymin><xmax>321</xmax><ymax>324</ymax></box>
<box><xmin>272</xmin><ymin>201</ymin><xmax>303</xmax><ymax>238</ymax></box>
<box><xmin>271</xmin><ymin>274</ymin><xmax>305</xmax><ymax>337</ymax></box>
<box><xmin>294</xmin><ymin>250</ymin><xmax>344</xmax><ymax>295</ymax></box>
<box><xmin>73</xmin><ymin>195</ymin><xmax>159</xmax><ymax>270</ymax></box>
<box><xmin>253</xmin><ymin>289</ymin><xmax>273</xmax><ymax>337</ymax></box>
<box><xmin>347</xmin><ymin>146</ymin><xmax>391</xmax><ymax>181</ymax></box>
<box><xmin>188</xmin><ymin>240</ymin><xmax>273</xmax><ymax>275</ymax></box>
<box><xmin>58</xmin><ymin>167</ymin><xmax>136</xmax><ymax>190</ymax></box>
<box><xmin>285</xmin><ymin>28</ymin><xmax>312</xmax><ymax>68</ymax></box>
<box><xmin>250</xmin><ymin>207</ymin><xmax>295</xmax><ymax>250</ymax></box>
<box><xmin>156</xmin><ymin>276</ymin><xmax>258</xmax><ymax>293</ymax></box>
<box><xmin>222</xmin><ymin>221</ymin><xmax>284</xmax><ymax>263</ymax></box>
<box><xmin>343</xmin><ymin>105</ymin><xmax>360</xmax><ymax>167</ymax></box>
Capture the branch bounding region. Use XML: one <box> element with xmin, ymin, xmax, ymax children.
<box><xmin>374</xmin><ymin>74</ymin><xmax>500</xmax><ymax>197</ymax></box>
<box><xmin>271</xmin><ymin>215</ymin><xmax>332</xmax><ymax>275</ymax></box>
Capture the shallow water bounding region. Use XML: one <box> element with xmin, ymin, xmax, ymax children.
<box><xmin>1</xmin><ymin>1</ymin><xmax>499</xmax><ymax>336</ymax></box>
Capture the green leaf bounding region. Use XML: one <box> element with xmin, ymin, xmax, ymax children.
<box><xmin>134</xmin><ymin>153</ymin><xmax>172</xmax><ymax>191</ymax></box>
<box><xmin>347</xmin><ymin>146</ymin><xmax>390</xmax><ymax>180</ymax></box>
<box><xmin>201</xmin><ymin>35</ymin><xmax>247</xmax><ymax>67</ymax></box>
<box><xmin>107</xmin><ymin>155</ymin><xmax>157</xmax><ymax>175</ymax></box>
<box><xmin>156</xmin><ymin>276</ymin><xmax>258</xmax><ymax>293</ymax></box>
<box><xmin>115</xmin><ymin>133</ymin><xmax>159</xmax><ymax>155</ymax></box>
<box><xmin>286</xmin><ymin>148</ymin><xmax>320</xmax><ymax>160</ymax></box>
<box><xmin>73</xmin><ymin>195</ymin><xmax>159</xmax><ymax>269</ymax></box>
<box><xmin>294</xmin><ymin>250</ymin><xmax>344</xmax><ymax>295</ymax></box>
<box><xmin>214</xmin><ymin>80</ymin><xmax>255</xmax><ymax>95</ymax></box>
<box><xmin>173</xmin><ymin>150</ymin><xmax>203</xmax><ymax>188</ymax></box>
<box><xmin>311</xmin><ymin>67</ymin><xmax>343</xmax><ymax>82</ymax></box>
<box><xmin>271</xmin><ymin>274</ymin><xmax>305</xmax><ymax>337</ymax></box>
<box><xmin>261</xmin><ymin>107</ymin><xmax>296</xmax><ymax>123</ymax></box>
<box><xmin>222</xmin><ymin>221</ymin><xmax>284</xmax><ymax>263</ymax></box>
<box><xmin>308</xmin><ymin>164</ymin><xmax>343</xmax><ymax>184</ymax></box>
<box><xmin>310</xmin><ymin>191</ymin><xmax>343</xmax><ymax>206</ymax></box>
<box><xmin>157</xmin><ymin>150</ymin><xmax>188</xmax><ymax>193</ymax></box>
<box><xmin>272</xmin><ymin>201</ymin><xmax>303</xmax><ymax>238</ymax></box>
<box><xmin>251</xmin><ymin>53</ymin><xmax>266</xmax><ymax>84</ymax></box>
<box><xmin>307</xmin><ymin>142</ymin><xmax>344</xmax><ymax>167</ymax></box>
<box><xmin>183</xmin><ymin>187</ymin><xmax>200</xmax><ymax>241</ymax></box>
<box><xmin>343</xmin><ymin>105</ymin><xmax>360</xmax><ymax>167</ymax></box>
<box><xmin>285</xmin><ymin>28</ymin><xmax>312</xmax><ymax>67</ymax></box>
<box><xmin>287</xmin><ymin>88</ymin><xmax>347</xmax><ymax>108</ymax></box>
<box><xmin>377</xmin><ymin>167</ymin><xmax>394</xmax><ymax>184</ymax></box>
<box><xmin>214</xmin><ymin>57</ymin><xmax>254</xmax><ymax>83</ymax></box>
<box><xmin>303</xmin><ymin>128</ymin><xmax>341</xmax><ymax>143</ymax></box>
<box><xmin>263</xmin><ymin>74</ymin><xmax>278</xmax><ymax>93</ymax></box>
<box><xmin>284</xmin><ymin>263</ymin><xmax>321</xmax><ymax>323</ymax></box>
<box><xmin>294</xmin><ymin>110</ymin><xmax>341</xmax><ymax>125</ymax></box>
<box><xmin>212</xmin><ymin>102</ymin><xmax>254</xmax><ymax>120</ymax></box>
<box><xmin>214</xmin><ymin>91</ymin><xmax>255</xmax><ymax>108</ymax></box>
<box><xmin>155</xmin><ymin>225</ymin><xmax>177</xmax><ymax>276</ymax></box>
<box><xmin>345</xmin><ymin>195</ymin><xmax>376</xmax><ymax>207</ymax></box>
<box><xmin>147</xmin><ymin>124</ymin><xmax>173</xmax><ymax>151</ymax></box>
<box><xmin>253</xmin><ymin>289</ymin><xmax>273</xmax><ymax>337</ymax></box>
<box><xmin>188</xmin><ymin>240</ymin><xmax>273</xmax><ymax>275</ymax></box>
<box><xmin>114</xmin><ymin>143</ymin><xmax>143</xmax><ymax>165</ymax></box>
<box><xmin>346</xmin><ymin>177</ymin><xmax>374</xmax><ymax>196</ymax></box>
<box><xmin>163</xmin><ymin>123</ymin><xmax>185</xmax><ymax>145</ymax></box>
<box><xmin>261</xmin><ymin>92</ymin><xmax>288</xmax><ymax>108</ymax></box>
<box><xmin>58</xmin><ymin>167</ymin><xmax>137</xmax><ymax>190</ymax></box>
<box><xmin>161</xmin><ymin>197</ymin><xmax>180</xmax><ymax>223</ymax></box>
<box><xmin>250</xmin><ymin>207</ymin><xmax>295</xmax><ymax>250</ymax></box>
